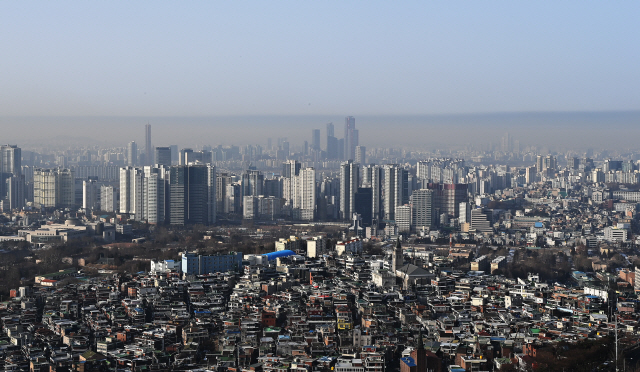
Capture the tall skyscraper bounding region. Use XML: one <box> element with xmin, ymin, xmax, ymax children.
<box><xmin>362</xmin><ymin>164</ymin><xmax>383</xmax><ymax>224</ymax></box>
<box><xmin>383</xmin><ymin>164</ymin><xmax>408</xmax><ymax>221</ymax></box>
<box><xmin>339</xmin><ymin>160</ymin><xmax>360</xmax><ymax>220</ymax></box>
<box><xmin>0</xmin><ymin>145</ymin><xmax>21</xmax><ymax>176</ymax></box>
<box><xmin>311</xmin><ymin>129</ymin><xmax>321</xmax><ymax>151</ymax></box>
<box><xmin>127</xmin><ymin>141</ymin><xmax>137</xmax><ymax>166</ymax></box>
<box><xmin>293</xmin><ymin>167</ymin><xmax>316</xmax><ymax>221</ymax></box>
<box><xmin>145</xmin><ymin>123</ymin><xmax>152</xmax><ymax>166</ymax></box>
<box><xmin>119</xmin><ymin>166</ymin><xmax>144</xmax><ymax>216</ymax></box>
<box><xmin>344</xmin><ymin>116</ymin><xmax>358</xmax><ymax>161</ymax></box>
<box><xmin>354</xmin><ymin>187</ymin><xmax>372</xmax><ymax>227</ymax></box>
<box><xmin>169</xmin><ymin>164</ymin><xmax>216</xmax><ymax>225</ymax></box>
<box><xmin>326</xmin><ymin>123</ymin><xmax>338</xmax><ymax>159</ymax></box>
<box><xmin>82</xmin><ymin>179</ymin><xmax>99</xmax><ymax>211</ymax></box>
<box><xmin>155</xmin><ymin>147</ymin><xmax>172</xmax><ymax>167</ymax></box>
<box><xmin>242</xmin><ymin>170</ymin><xmax>264</xmax><ymax>198</ymax></box>
<box><xmin>0</xmin><ymin>145</ymin><xmax>21</xmax><ymax>205</ymax></box>
<box><xmin>142</xmin><ymin>167</ymin><xmax>166</xmax><ymax>224</ymax></box>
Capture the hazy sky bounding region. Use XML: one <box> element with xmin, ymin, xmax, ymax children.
<box><xmin>1</xmin><ymin>2</ymin><xmax>639</xmax><ymax>117</ymax></box>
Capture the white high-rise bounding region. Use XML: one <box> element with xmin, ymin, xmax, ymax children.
<box><xmin>100</xmin><ymin>185</ymin><xmax>117</xmax><ymax>212</ymax></box>
<box><xmin>340</xmin><ymin>161</ymin><xmax>360</xmax><ymax>220</ymax></box>
<box><xmin>82</xmin><ymin>179</ymin><xmax>100</xmax><ymax>211</ymax></box>
<box><xmin>293</xmin><ymin>167</ymin><xmax>315</xmax><ymax>220</ymax></box>
<box><xmin>33</xmin><ymin>168</ymin><xmax>75</xmax><ymax>209</ymax></box>
<box><xmin>383</xmin><ymin>164</ymin><xmax>406</xmax><ymax>221</ymax></box>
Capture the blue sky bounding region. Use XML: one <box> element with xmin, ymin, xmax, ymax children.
<box><xmin>1</xmin><ymin>1</ymin><xmax>638</xmax><ymax>116</ymax></box>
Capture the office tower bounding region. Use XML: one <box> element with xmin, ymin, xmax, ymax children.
<box><xmin>179</xmin><ymin>148</ymin><xmax>193</xmax><ymax>165</ymax></box>
<box><xmin>127</xmin><ymin>141</ymin><xmax>137</xmax><ymax>166</ymax></box>
<box><xmin>311</xmin><ymin>129</ymin><xmax>321</xmax><ymax>151</ymax></box>
<box><xmin>355</xmin><ymin>146</ymin><xmax>366</xmax><ymax>165</ymax></box>
<box><xmin>170</xmin><ymin>145</ymin><xmax>178</xmax><ymax>165</ymax></box>
<box><xmin>216</xmin><ymin>172</ymin><xmax>232</xmax><ymax>213</ymax></box>
<box><xmin>501</xmin><ymin>132</ymin><xmax>513</xmax><ymax>152</ymax></box>
<box><xmin>426</xmin><ymin>183</ymin><xmax>468</xmax><ymax>219</ymax></box>
<box><xmin>326</xmin><ymin>123</ymin><xmax>338</xmax><ymax>159</ymax></box>
<box><xmin>0</xmin><ymin>145</ymin><xmax>21</xmax><ymax>201</ymax></box>
<box><xmin>226</xmin><ymin>183</ymin><xmax>241</xmax><ymax>214</ymax></box>
<box><xmin>169</xmin><ymin>164</ymin><xmax>215</xmax><ymax>225</ymax></box>
<box><xmin>292</xmin><ymin>167</ymin><xmax>316</xmax><ymax>220</ymax></box>
<box><xmin>354</xmin><ymin>187</ymin><xmax>372</xmax><ymax>227</ymax></box>
<box><xmin>362</xmin><ymin>164</ymin><xmax>383</xmax><ymax>223</ymax></box>
<box><xmin>100</xmin><ymin>185</ymin><xmax>117</xmax><ymax>212</ymax></box>
<box><xmin>33</xmin><ymin>168</ymin><xmax>75</xmax><ymax>209</ymax></box>
<box><xmin>411</xmin><ymin>189</ymin><xmax>434</xmax><ymax>231</ymax></box>
<box><xmin>6</xmin><ymin>175</ymin><xmax>24</xmax><ymax>210</ymax></box>
<box><xmin>470</xmin><ymin>208</ymin><xmax>492</xmax><ymax>233</ymax></box>
<box><xmin>155</xmin><ymin>147</ymin><xmax>172</xmax><ymax>167</ymax></box>
<box><xmin>242</xmin><ymin>170</ymin><xmax>264</xmax><ymax>198</ymax></box>
<box><xmin>206</xmin><ymin>165</ymin><xmax>217</xmax><ymax>225</ymax></box>
<box><xmin>82</xmin><ymin>179</ymin><xmax>100</xmax><ymax>211</ymax></box>
<box><xmin>339</xmin><ymin>161</ymin><xmax>360</xmax><ymax>220</ymax></box>
<box><xmin>1</xmin><ymin>145</ymin><xmax>21</xmax><ymax>176</ymax></box>
<box><xmin>264</xmin><ymin>179</ymin><xmax>283</xmax><ymax>198</ymax></box>
<box><xmin>344</xmin><ymin>116</ymin><xmax>358</xmax><ymax>161</ymax></box>
<box><xmin>145</xmin><ymin>123</ymin><xmax>152</xmax><ymax>166</ymax></box>
<box><xmin>383</xmin><ymin>164</ymin><xmax>408</xmax><ymax>221</ymax></box>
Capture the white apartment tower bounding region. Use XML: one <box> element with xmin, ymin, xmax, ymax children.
<box><xmin>340</xmin><ymin>161</ymin><xmax>360</xmax><ymax>220</ymax></box>
<box><xmin>293</xmin><ymin>167</ymin><xmax>315</xmax><ymax>220</ymax></box>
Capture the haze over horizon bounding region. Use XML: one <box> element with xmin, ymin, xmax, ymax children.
<box><xmin>1</xmin><ymin>1</ymin><xmax>639</xmax><ymax>119</ymax></box>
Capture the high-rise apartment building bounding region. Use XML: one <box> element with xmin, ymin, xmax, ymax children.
<box><xmin>82</xmin><ymin>179</ymin><xmax>100</xmax><ymax>211</ymax></box>
<box><xmin>142</xmin><ymin>167</ymin><xmax>166</xmax><ymax>224</ymax></box>
<box><xmin>34</xmin><ymin>168</ymin><xmax>75</xmax><ymax>209</ymax></box>
<box><xmin>100</xmin><ymin>185</ymin><xmax>117</xmax><ymax>212</ymax></box>
<box><xmin>383</xmin><ymin>165</ymin><xmax>408</xmax><ymax>221</ymax></box>
<box><xmin>145</xmin><ymin>124</ymin><xmax>152</xmax><ymax>166</ymax></box>
<box><xmin>292</xmin><ymin>167</ymin><xmax>315</xmax><ymax>220</ymax></box>
<box><xmin>355</xmin><ymin>146</ymin><xmax>366</xmax><ymax>165</ymax></box>
<box><xmin>344</xmin><ymin>116</ymin><xmax>358</xmax><ymax>161</ymax></box>
<box><xmin>411</xmin><ymin>189</ymin><xmax>434</xmax><ymax>231</ymax></box>
<box><xmin>119</xmin><ymin>166</ymin><xmax>144</xmax><ymax>216</ymax></box>
<box><xmin>127</xmin><ymin>141</ymin><xmax>137</xmax><ymax>166</ymax></box>
<box><xmin>339</xmin><ymin>161</ymin><xmax>360</xmax><ymax>220</ymax></box>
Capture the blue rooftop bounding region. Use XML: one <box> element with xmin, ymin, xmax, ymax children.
<box><xmin>534</xmin><ymin>222</ymin><xmax>544</xmax><ymax>228</ymax></box>
<box><xmin>400</xmin><ymin>357</ymin><xmax>416</xmax><ymax>367</ymax></box>
<box><xmin>264</xmin><ymin>250</ymin><xmax>296</xmax><ymax>260</ymax></box>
